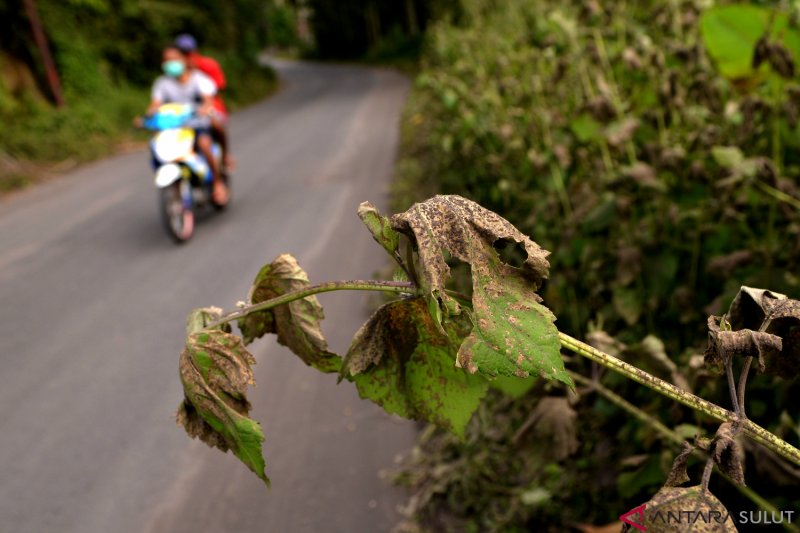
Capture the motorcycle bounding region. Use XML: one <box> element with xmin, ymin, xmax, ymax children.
<box><xmin>141</xmin><ymin>103</ymin><xmax>229</xmax><ymax>243</ymax></box>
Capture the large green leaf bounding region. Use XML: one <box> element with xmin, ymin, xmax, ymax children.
<box><xmin>238</xmin><ymin>254</ymin><xmax>340</xmax><ymax>373</ymax></box>
<box><xmin>177</xmin><ymin>308</ymin><xmax>268</xmax><ymax>486</ymax></box>
<box><xmin>343</xmin><ymin>297</ymin><xmax>488</xmax><ymax>437</ymax></box>
<box><xmin>700</xmin><ymin>4</ymin><xmax>769</xmax><ymax>80</ymax></box>
<box><xmin>458</xmin><ymin>240</ymin><xmax>568</xmax><ymax>384</ymax></box>
<box><xmin>390</xmin><ymin>195</ymin><xmax>569</xmax><ymax>386</ymax></box>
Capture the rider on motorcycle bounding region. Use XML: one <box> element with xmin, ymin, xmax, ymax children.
<box><xmin>147</xmin><ymin>46</ymin><xmax>228</xmax><ymax>205</ymax></box>
<box><xmin>174</xmin><ymin>34</ymin><xmax>234</xmax><ymax>172</ymax></box>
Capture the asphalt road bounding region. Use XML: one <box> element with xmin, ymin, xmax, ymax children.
<box><xmin>0</xmin><ymin>60</ymin><xmax>417</xmax><ymax>533</ymax></box>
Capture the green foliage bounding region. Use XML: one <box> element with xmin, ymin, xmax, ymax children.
<box><xmin>701</xmin><ymin>4</ymin><xmax>800</xmax><ymax>82</ymax></box>
<box><xmin>392</xmin><ymin>0</ymin><xmax>800</xmax><ymax>529</ymax></box>
<box><xmin>345</xmin><ymin>297</ymin><xmax>488</xmax><ymax>437</ymax></box>
<box><xmin>265</xmin><ymin>4</ymin><xmax>299</xmax><ymax>48</ymax></box>
<box><xmin>700</xmin><ymin>4</ymin><xmax>773</xmax><ymax>80</ymax></box>
<box><xmin>176</xmin><ymin>195</ymin><xmax>564</xmax><ymax>480</ymax></box>
<box><xmin>170</xmin><ymin>198</ymin><xmax>800</xmax><ymax>533</ymax></box>
<box><xmin>306</xmin><ymin>0</ymin><xmax>450</xmax><ymax>59</ymax></box>
<box><xmin>0</xmin><ymin>0</ymin><xmax>277</xmax><ymax>169</ymax></box>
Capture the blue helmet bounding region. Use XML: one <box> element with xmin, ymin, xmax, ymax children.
<box><xmin>174</xmin><ymin>34</ymin><xmax>198</xmax><ymax>54</ymax></box>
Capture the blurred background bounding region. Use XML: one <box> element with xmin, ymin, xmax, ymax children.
<box><xmin>3</xmin><ymin>0</ymin><xmax>800</xmax><ymax>532</ymax></box>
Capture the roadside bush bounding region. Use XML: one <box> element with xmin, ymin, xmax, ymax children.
<box><xmin>393</xmin><ymin>0</ymin><xmax>800</xmax><ymax>529</ymax></box>
<box><xmin>0</xmin><ymin>0</ymin><xmax>276</xmax><ymax>168</ymax></box>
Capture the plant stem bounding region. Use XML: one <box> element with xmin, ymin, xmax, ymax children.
<box><xmin>570</xmin><ymin>370</ymin><xmax>681</xmax><ymax>445</ymax></box>
<box><xmin>200</xmin><ymin>278</ymin><xmax>800</xmax><ymax>467</ymax></box>
<box><xmin>755</xmin><ymin>180</ymin><xmax>800</xmax><ymax>211</ymax></box>
<box><xmin>205</xmin><ymin>280</ymin><xmax>418</xmax><ymax>329</ymax></box>
<box><xmin>559</xmin><ymin>332</ymin><xmax>800</xmax><ymax>466</ymax></box>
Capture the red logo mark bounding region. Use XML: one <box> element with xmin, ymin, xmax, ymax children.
<box><xmin>620</xmin><ymin>503</ymin><xmax>647</xmax><ymax>532</ymax></box>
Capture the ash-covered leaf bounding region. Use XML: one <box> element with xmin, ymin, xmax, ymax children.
<box><xmin>390</xmin><ymin>195</ymin><xmax>569</xmax><ymax>386</ymax></box>
<box><xmin>726</xmin><ymin>286</ymin><xmax>787</xmax><ymax>331</ymax></box>
<box><xmin>342</xmin><ymin>297</ymin><xmax>418</xmax><ymax>377</ymax></box>
<box><xmin>458</xmin><ymin>240</ymin><xmax>567</xmax><ymax>385</ymax></box>
<box><xmin>358</xmin><ymin>201</ymin><xmax>401</xmax><ymax>258</ymax></box>
<box><xmin>391</xmin><ymin>195</ymin><xmax>550</xmax><ymax>315</ymax></box>
<box><xmin>238</xmin><ymin>254</ymin><xmax>340</xmax><ymax>373</ymax></box>
<box><xmin>638</xmin><ymin>486</ymin><xmax>738</xmax><ymax>532</ymax></box>
<box><xmin>613</xmin><ymin>286</ymin><xmax>643</xmax><ymax>326</ymax></box>
<box><xmin>711</xmin><ymin>423</ymin><xmax>746</xmax><ymax>486</ymax></box>
<box><xmin>705</xmin><ymin>315</ymin><xmax>782</xmax><ymax>374</ymax></box>
<box><xmin>186</xmin><ymin>306</ymin><xmax>228</xmax><ymax>334</ymax></box>
<box><xmin>632</xmin><ymin>335</ymin><xmax>692</xmax><ymax>392</ymax></box>
<box><xmin>665</xmin><ymin>442</ymin><xmax>694</xmax><ymax>487</ymax></box>
<box><xmin>705</xmin><ymin>286</ymin><xmax>800</xmax><ymax>377</ymax></box>
<box><xmin>760</xmin><ymin>298</ymin><xmax>800</xmax><ymax>378</ymax></box>
<box><xmin>512</xmin><ymin>396</ymin><xmax>578</xmax><ymax>461</ymax></box>
<box><xmin>342</xmin><ymin>297</ymin><xmax>488</xmax><ymax>437</ymax></box>
<box><xmin>177</xmin><ymin>325</ymin><xmax>268</xmax><ymax>486</ymax></box>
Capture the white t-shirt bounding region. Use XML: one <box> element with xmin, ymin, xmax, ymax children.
<box><xmin>151</xmin><ymin>71</ymin><xmax>216</xmax><ymax>105</ymax></box>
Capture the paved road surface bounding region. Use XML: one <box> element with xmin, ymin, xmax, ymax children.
<box><xmin>0</xmin><ymin>60</ymin><xmax>417</xmax><ymax>533</ymax></box>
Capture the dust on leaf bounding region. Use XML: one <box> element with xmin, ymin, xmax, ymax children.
<box><xmin>711</xmin><ymin>423</ymin><xmax>746</xmax><ymax>486</ymax></box>
<box><xmin>664</xmin><ymin>442</ymin><xmax>694</xmax><ymax>487</ymax></box>
<box><xmin>512</xmin><ymin>396</ymin><xmax>578</xmax><ymax>461</ymax></box>
<box><xmin>638</xmin><ymin>486</ymin><xmax>738</xmax><ymax>532</ymax></box>
<box><xmin>390</xmin><ymin>195</ymin><xmax>569</xmax><ymax>386</ymax></box>
<box><xmin>342</xmin><ymin>297</ymin><xmax>488</xmax><ymax>437</ymax></box>
<box><xmin>238</xmin><ymin>254</ymin><xmax>340</xmax><ymax>373</ymax></box>
<box><xmin>705</xmin><ymin>286</ymin><xmax>800</xmax><ymax>377</ymax></box>
<box><xmin>177</xmin><ymin>320</ymin><xmax>268</xmax><ymax>486</ymax></box>
<box><xmin>186</xmin><ymin>306</ymin><xmax>228</xmax><ymax>334</ymax></box>
<box><xmin>357</xmin><ymin>201</ymin><xmax>401</xmax><ymax>259</ymax></box>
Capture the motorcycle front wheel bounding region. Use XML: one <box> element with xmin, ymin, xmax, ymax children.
<box><xmin>160</xmin><ymin>182</ymin><xmax>194</xmax><ymax>243</ymax></box>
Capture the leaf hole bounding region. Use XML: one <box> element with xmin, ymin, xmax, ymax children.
<box><xmin>493</xmin><ymin>238</ymin><xmax>528</xmax><ymax>270</ymax></box>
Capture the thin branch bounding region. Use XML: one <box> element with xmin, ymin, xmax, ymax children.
<box><xmin>569</xmin><ymin>370</ymin><xmax>681</xmax><ymax>445</ymax></box>
<box><xmin>198</xmin><ymin>278</ymin><xmax>800</xmax><ymax>467</ymax></box>
<box><xmin>205</xmin><ymin>280</ymin><xmax>418</xmax><ymax>329</ymax></box>
<box><xmin>559</xmin><ymin>332</ymin><xmax>800</xmax><ymax>466</ymax></box>
<box><xmin>725</xmin><ymin>356</ymin><xmax>741</xmax><ymax>417</ymax></box>
<box><xmin>737</xmin><ymin>356</ymin><xmax>753</xmax><ymax>424</ymax></box>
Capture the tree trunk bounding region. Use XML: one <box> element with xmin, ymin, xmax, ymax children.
<box><xmin>23</xmin><ymin>0</ymin><xmax>64</xmax><ymax>107</ymax></box>
<box><xmin>365</xmin><ymin>2</ymin><xmax>381</xmax><ymax>47</ymax></box>
<box><xmin>405</xmin><ymin>0</ymin><xmax>419</xmax><ymax>36</ymax></box>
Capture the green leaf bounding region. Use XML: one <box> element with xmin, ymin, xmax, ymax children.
<box><xmin>458</xmin><ymin>241</ymin><xmax>567</xmax><ymax>385</ymax></box>
<box><xmin>343</xmin><ymin>297</ymin><xmax>488</xmax><ymax>437</ymax></box>
<box><xmin>238</xmin><ymin>254</ymin><xmax>340</xmax><ymax>373</ymax></box>
<box><xmin>570</xmin><ymin>113</ymin><xmax>602</xmax><ymax>143</ymax></box>
<box><xmin>391</xmin><ymin>195</ymin><xmax>568</xmax><ymax>386</ymax></box>
<box><xmin>357</xmin><ymin>201</ymin><xmax>401</xmax><ymax>257</ymax></box>
<box><xmin>490</xmin><ymin>375</ymin><xmax>536</xmax><ymax>398</ymax></box>
<box><xmin>613</xmin><ymin>286</ymin><xmax>642</xmax><ymax>326</ymax></box>
<box><xmin>177</xmin><ymin>320</ymin><xmax>268</xmax><ymax>486</ymax></box>
<box><xmin>711</xmin><ymin>146</ymin><xmax>745</xmax><ymax>169</ymax></box>
<box><xmin>700</xmin><ymin>4</ymin><xmax>769</xmax><ymax>80</ymax></box>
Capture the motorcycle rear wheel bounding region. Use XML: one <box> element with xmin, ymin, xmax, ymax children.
<box><xmin>160</xmin><ymin>182</ymin><xmax>194</xmax><ymax>243</ymax></box>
